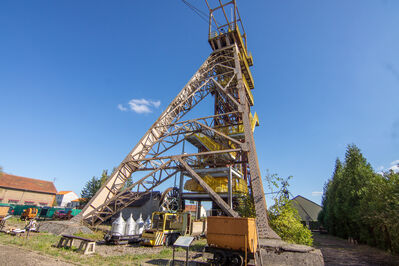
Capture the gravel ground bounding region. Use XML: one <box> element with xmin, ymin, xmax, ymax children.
<box><xmin>0</xmin><ymin>244</ymin><xmax>74</xmax><ymax>266</ymax></box>
<box><xmin>313</xmin><ymin>232</ymin><xmax>399</xmax><ymax>265</ymax></box>
<box><xmin>96</xmin><ymin>241</ymin><xmax>210</xmax><ymax>262</ymax></box>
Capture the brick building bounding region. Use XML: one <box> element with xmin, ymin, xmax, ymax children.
<box><xmin>0</xmin><ymin>173</ymin><xmax>57</xmax><ymax>207</ymax></box>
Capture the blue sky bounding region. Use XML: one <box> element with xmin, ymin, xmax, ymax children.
<box><xmin>1</xmin><ymin>0</ymin><xmax>398</xmax><ymax>206</ymax></box>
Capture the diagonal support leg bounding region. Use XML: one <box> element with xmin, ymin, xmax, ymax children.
<box><xmin>177</xmin><ymin>157</ymin><xmax>238</xmax><ymax>217</ymax></box>
<box><xmin>234</xmin><ymin>47</ymin><xmax>280</xmax><ymax>239</ymax></box>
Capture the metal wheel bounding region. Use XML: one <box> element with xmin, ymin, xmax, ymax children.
<box><xmin>213</xmin><ymin>250</ymin><xmax>226</xmax><ymax>265</ymax></box>
<box><xmin>229</xmin><ymin>252</ymin><xmax>244</xmax><ymax>266</ymax></box>
<box><xmin>159</xmin><ymin>187</ymin><xmax>180</xmax><ymax>212</ymax></box>
<box><xmin>166</xmin><ymin>233</ymin><xmax>179</xmax><ymax>246</ymax></box>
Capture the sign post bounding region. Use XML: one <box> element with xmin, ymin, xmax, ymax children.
<box><xmin>172</xmin><ymin>236</ymin><xmax>195</xmax><ymax>266</ymax></box>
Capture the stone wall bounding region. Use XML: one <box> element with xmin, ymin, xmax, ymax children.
<box><xmin>259</xmin><ymin>239</ymin><xmax>324</xmax><ymax>266</ymax></box>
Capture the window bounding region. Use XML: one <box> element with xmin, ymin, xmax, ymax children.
<box><xmin>8</xmin><ymin>199</ymin><xmax>19</xmax><ymax>204</ymax></box>
<box><xmin>24</xmin><ymin>201</ymin><xmax>35</xmax><ymax>205</ymax></box>
<box><xmin>39</xmin><ymin>202</ymin><xmax>48</xmax><ymax>206</ymax></box>
<box><xmin>0</xmin><ymin>198</ymin><xmax>3</xmax><ymax>203</ymax></box>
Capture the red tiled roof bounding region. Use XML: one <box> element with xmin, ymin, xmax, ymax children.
<box><xmin>72</xmin><ymin>198</ymin><xmax>85</xmax><ymax>202</ymax></box>
<box><xmin>184</xmin><ymin>205</ymin><xmax>197</xmax><ymax>212</ymax></box>
<box><xmin>0</xmin><ymin>173</ymin><xmax>57</xmax><ymax>194</ymax></box>
<box><xmin>57</xmin><ymin>191</ymin><xmax>72</xmax><ymax>195</ymax></box>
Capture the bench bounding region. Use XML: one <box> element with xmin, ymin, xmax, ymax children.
<box><xmin>57</xmin><ymin>234</ymin><xmax>96</xmax><ymax>255</ymax></box>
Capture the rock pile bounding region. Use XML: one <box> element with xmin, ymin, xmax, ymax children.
<box><xmin>39</xmin><ymin>221</ymin><xmax>93</xmax><ymax>235</ymax></box>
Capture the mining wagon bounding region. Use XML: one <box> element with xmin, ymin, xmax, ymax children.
<box><xmin>205</xmin><ymin>216</ymin><xmax>261</xmax><ymax>266</ymax></box>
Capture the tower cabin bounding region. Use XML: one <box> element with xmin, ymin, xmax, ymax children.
<box><xmin>206</xmin><ymin>1</ymin><xmax>255</xmax><ymax>106</ymax></box>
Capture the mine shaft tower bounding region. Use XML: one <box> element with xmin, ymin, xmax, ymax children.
<box><xmin>73</xmin><ymin>0</ymin><xmax>279</xmax><ymax>239</ymax></box>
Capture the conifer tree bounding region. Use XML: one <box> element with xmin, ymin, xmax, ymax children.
<box><xmin>319</xmin><ymin>144</ymin><xmax>399</xmax><ymax>253</ymax></box>
<box><xmin>80</xmin><ymin>170</ymin><xmax>110</xmax><ymax>205</ymax></box>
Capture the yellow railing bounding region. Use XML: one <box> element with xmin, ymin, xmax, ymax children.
<box><xmin>243</xmin><ymin>77</ymin><xmax>254</xmax><ymax>106</ymax></box>
<box><xmin>192</xmin><ymin>133</ymin><xmax>237</xmax><ymax>159</ymax></box>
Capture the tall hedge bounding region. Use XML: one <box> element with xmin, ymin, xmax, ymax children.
<box><xmin>318</xmin><ymin>144</ymin><xmax>399</xmax><ymax>253</ymax></box>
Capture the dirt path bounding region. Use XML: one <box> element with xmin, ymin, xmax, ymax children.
<box><xmin>0</xmin><ymin>244</ymin><xmax>74</xmax><ymax>266</ymax></box>
<box><xmin>313</xmin><ymin>233</ymin><xmax>399</xmax><ymax>266</ymax></box>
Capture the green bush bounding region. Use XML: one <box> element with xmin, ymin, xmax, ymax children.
<box><xmin>265</xmin><ymin>173</ymin><xmax>313</xmax><ymax>246</ymax></box>
<box><xmin>268</xmin><ymin>197</ymin><xmax>313</xmax><ymax>246</ymax></box>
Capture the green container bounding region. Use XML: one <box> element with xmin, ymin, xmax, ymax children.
<box><xmin>46</xmin><ymin>208</ymin><xmax>58</xmax><ymax>218</ymax></box>
<box><xmin>71</xmin><ymin>209</ymin><xmax>82</xmax><ymax>216</ymax></box>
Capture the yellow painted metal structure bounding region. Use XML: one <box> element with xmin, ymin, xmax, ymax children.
<box><xmin>184</xmin><ymin>174</ymin><xmax>248</xmax><ymax>194</ymax></box>
<box><xmin>185</xmin><ymin>109</ymin><xmax>259</xmax><ymax>195</ymax></box>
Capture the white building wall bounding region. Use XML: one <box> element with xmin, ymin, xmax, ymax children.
<box><xmin>57</xmin><ymin>192</ymin><xmax>79</xmax><ymax>207</ymax></box>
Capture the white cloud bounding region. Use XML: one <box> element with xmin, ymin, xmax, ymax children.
<box><xmin>312</xmin><ymin>191</ymin><xmax>323</xmax><ymax>196</ymax></box>
<box><xmin>389</xmin><ymin>164</ymin><xmax>399</xmax><ymax>173</ymax></box>
<box><xmin>117</xmin><ymin>104</ymin><xmax>128</xmax><ymax>112</ymax></box>
<box><xmin>129</xmin><ymin>99</ymin><xmax>152</xmax><ymax>113</ymax></box>
<box><xmin>390</xmin><ymin>160</ymin><xmax>399</xmax><ymax>166</ymax></box>
<box><xmin>118</xmin><ymin>98</ymin><xmax>161</xmax><ymax>114</ymax></box>
<box><xmin>378</xmin><ymin>166</ymin><xmax>384</xmax><ymax>171</ymax></box>
<box><xmin>150</xmin><ymin>100</ymin><xmax>161</xmax><ymax>108</ymax></box>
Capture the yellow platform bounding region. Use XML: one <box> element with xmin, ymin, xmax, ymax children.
<box><xmin>184</xmin><ymin>174</ymin><xmax>248</xmax><ymax>194</ymax></box>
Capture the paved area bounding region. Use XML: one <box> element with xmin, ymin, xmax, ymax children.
<box><xmin>313</xmin><ymin>233</ymin><xmax>399</xmax><ymax>266</ymax></box>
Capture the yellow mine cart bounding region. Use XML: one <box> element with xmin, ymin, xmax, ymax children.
<box><xmin>206</xmin><ymin>216</ymin><xmax>259</xmax><ymax>265</ymax></box>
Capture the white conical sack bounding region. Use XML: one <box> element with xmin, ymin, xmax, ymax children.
<box><xmin>136</xmin><ymin>213</ymin><xmax>144</xmax><ymax>235</ymax></box>
<box><xmin>144</xmin><ymin>215</ymin><xmax>152</xmax><ymax>230</ymax></box>
<box><xmin>125</xmin><ymin>213</ymin><xmax>137</xmax><ymax>236</ymax></box>
<box><xmin>111</xmin><ymin>212</ymin><xmax>126</xmax><ymax>236</ymax></box>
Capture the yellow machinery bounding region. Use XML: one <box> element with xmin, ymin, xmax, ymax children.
<box><xmin>20</xmin><ymin>208</ymin><xmax>38</xmax><ymax>221</ymax></box>
<box><xmin>141</xmin><ymin>211</ymin><xmax>205</xmax><ymax>247</ymax></box>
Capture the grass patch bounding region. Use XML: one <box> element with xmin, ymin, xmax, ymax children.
<box><xmin>191</xmin><ymin>239</ymin><xmax>207</xmax><ymax>251</ymax></box>
<box><xmin>5</xmin><ymin>216</ymin><xmax>27</xmax><ymax>228</ymax></box>
<box><xmin>0</xmin><ymin>232</ymin><xmax>174</xmax><ymax>265</ymax></box>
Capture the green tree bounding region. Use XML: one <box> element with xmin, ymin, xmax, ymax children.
<box><xmin>339</xmin><ymin>144</ymin><xmax>375</xmax><ymax>239</ymax></box>
<box><xmin>268</xmin><ymin>196</ymin><xmax>313</xmax><ymax>246</ymax></box>
<box><xmin>323</xmin><ymin>158</ymin><xmax>343</xmax><ymax>236</ymax></box>
<box><xmin>319</xmin><ymin>144</ymin><xmax>399</xmax><ymax>253</ymax></box>
<box><xmin>359</xmin><ymin>170</ymin><xmax>399</xmax><ymax>252</ymax></box>
<box><xmin>235</xmin><ymin>194</ymin><xmax>256</xmax><ymax>218</ymax></box>
<box><xmin>266</xmin><ymin>173</ymin><xmax>313</xmax><ymax>246</ymax></box>
<box><xmin>80</xmin><ymin>170</ymin><xmax>110</xmax><ymax>205</ymax></box>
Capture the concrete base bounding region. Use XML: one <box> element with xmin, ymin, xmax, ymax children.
<box><xmin>39</xmin><ymin>221</ymin><xmax>93</xmax><ymax>235</ymax></box>
<box><xmin>259</xmin><ymin>239</ymin><xmax>324</xmax><ymax>266</ymax></box>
